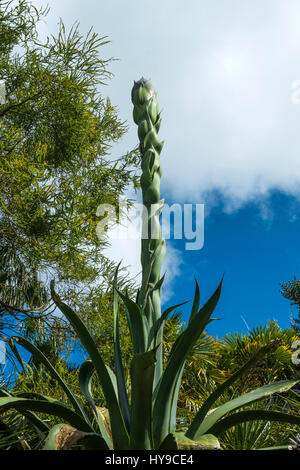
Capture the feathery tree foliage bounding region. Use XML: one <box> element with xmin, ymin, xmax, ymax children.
<box><xmin>0</xmin><ymin>0</ymin><xmax>139</xmax><ymax>338</ymax></box>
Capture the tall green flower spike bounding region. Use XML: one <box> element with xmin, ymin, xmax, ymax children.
<box><xmin>131</xmin><ymin>78</ymin><xmax>166</xmax><ymax>389</ymax></box>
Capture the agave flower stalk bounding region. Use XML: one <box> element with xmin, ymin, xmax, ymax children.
<box><xmin>131</xmin><ymin>78</ymin><xmax>166</xmax><ymax>389</ymax></box>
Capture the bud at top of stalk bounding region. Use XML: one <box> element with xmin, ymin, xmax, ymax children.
<box><xmin>131</xmin><ymin>78</ymin><xmax>159</xmax><ymax>125</ymax></box>
<box><xmin>131</xmin><ymin>77</ymin><xmax>155</xmax><ymax>104</ymax></box>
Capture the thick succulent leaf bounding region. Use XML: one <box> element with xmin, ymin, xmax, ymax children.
<box><xmin>113</xmin><ymin>268</ymin><xmax>130</xmax><ymax>432</ymax></box>
<box><xmin>43</xmin><ymin>423</ymin><xmax>86</xmax><ymax>450</ymax></box>
<box><xmin>79</xmin><ymin>360</ymin><xmax>97</xmax><ymax>412</ymax></box>
<box><xmin>193</xmin><ymin>379</ymin><xmax>299</xmax><ymax>438</ymax></box>
<box><xmin>0</xmin><ymin>389</ymin><xmax>50</xmax><ymax>435</ymax></box>
<box><xmin>186</xmin><ymin>341</ymin><xmax>283</xmax><ymax>439</ymax></box>
<box><xmin>106</xmin><ymin>365</ymin><xmax>118</xmax><ymax>396</ymax></box>
<box><xmin>96</xmin><ymin>407</ymin><xmax>112</xmax><ymax>434</ymax></box>
<box><xmin>94</xmin><ymin>410</ymin><xmax>113</xmax><ymax>449</ymax></box>
<box><xmin>129</xmin><ymin>349</ymin><xmax>157</xmax><ymax>450</ymax></box>
<box><xmin>138</xmin><ymin>243</ymin><xmax>160</xmax><ymax>313</ymax></box>
<box><xmin>169</xmin><ymin>363</ymin><xmax>185</xmax><ymax>433</ymax></box>
<box><xmin>15</xmin><ymin>391</ymin><xmax>59</xmax><ymax>401</ymax></box>
<box><xmin>43</xmin><ymin>423</ymin><xmax>109</xmax><ymax>450</ymax></box>
<box><xmin>189</xmin><ymin>279</ymin><xmax>200</xmax><ymax>325</ymax></box>
<box><xmin>79</xmin><ymin>360</ymin><xmax>113</xmax><ymax>447</ymax></box>
<box><xmin>9</xmin><ymin>338</ymin><xmax>25</xmax><ymax>372</ymax></box>
<box><xmin>158</xmin><ymin>432</ymin><xmax>178</xmax><ymax>450</ymax></box>
<box><xmin>79</xmin><ymin>362</ymin><xmax>115</xmax><ymax>420</ymax></box>
<box><xmin>21</xmin><ymin>410</ymin><xmax>50</xmax><ymax>435</ymax></box>
<box><xmin>117</xmin><ymin>289</ymin><xmax>147</xmax><ymax>354</ymax></box>
<box><xmin>13</xmin><ymin>336</ymin><xmax>89</xmax><ymax>424</ymax></box>
<box><xmin>175</xmin><ymin>432</ymin><xmax>220</xmax><ymax>450</ymax></box>
<box><xmin>207</xmin><ymin>410</ymin><xmax>300</xmax><ymax>437</ymax></box>
<box><xmin>159</xmin><ymin>432</ymin><xmax>220</xmax><ymax>450</ymax></box>
<box><xmin>149</xmin><ymin>273</ymin><xmax>165</xmax><ymax>295</ymax></box>
<box><xmin>76</xmin><ymin>433</ymin><xmax>110</xmax><ymax>450</ymax></box>
<box><xmin>50</xmin><ymin>281</ymin><xmax>129</xmax><ymax>450</ymax></box>
<box><xmin>153</xmin><ymin>280</ymin><xmax>222</xmax><ymax>447</ymax></box>
<box><xmin>147</xmin><ymin>300</ymin><xmax>189</xmax><ymax>350</ymax></box>
<box><xmin>0</xmin><ymin>397</ymin><xmax>93</xmax><ymax>432</ymax></box>
<box><xmin>95</xmin><ymin>407</ymin><xmax>113</xmax><ymax>445</ymax></box>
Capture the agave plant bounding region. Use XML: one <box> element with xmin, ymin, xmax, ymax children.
<box><xmin>0</xmin><ymin>78</ymin><xmax>300</xmax><ymax>450</ymax></box>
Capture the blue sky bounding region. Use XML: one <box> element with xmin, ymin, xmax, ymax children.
<box><xmin>33</xmin><ymin>0</ymin><xmax>300</xmax><ymax>337</ymax></box>
<box><xmin>162</xmin><ymin>190</ymin><xmax>300</xmax><ymax>337</ymax></box>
